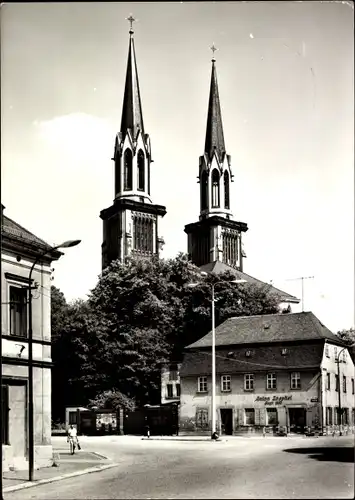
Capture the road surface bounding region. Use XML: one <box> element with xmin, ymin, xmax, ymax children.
<box><xmin>4</xmin><ymin>435</ymin><xmax>354</xmax><ymax>499</ymax></box>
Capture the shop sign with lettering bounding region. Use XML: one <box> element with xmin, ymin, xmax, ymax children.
<box><xmin>255</xmin><ymin>395</ymin><xmax>292</xmax><ymax>406</ymax></box>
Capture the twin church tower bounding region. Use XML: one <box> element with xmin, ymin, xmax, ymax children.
<box><xmin>100</xmin><ymin>18</ymin><xmax>248</xmax><ymax>272</ymax></box>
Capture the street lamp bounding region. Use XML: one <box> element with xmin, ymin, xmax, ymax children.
<box><xmin>335</xmin><ymin>344</ymin><xmax>354</xmax><ymax>437</ymax></box>
<box><xmin>188</xmin><ymin>271</ymin><xmax>246</xmax><ymax>439</ymax></box>
<box><xmin>28</xmin><ymin>239</ymin><xmax>80</xmax><ymax>481</ymax></box>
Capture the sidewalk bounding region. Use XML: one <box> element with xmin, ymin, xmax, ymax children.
<box><xmin>2</xmin><ymin>449</ymin><xmax>118</xmax><ymax>494</ymax></box>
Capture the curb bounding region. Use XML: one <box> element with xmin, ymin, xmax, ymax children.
<box><xmin>3</xmin><ymin>462</ymin><xmax>119</xmax><ymax>493</ymax></box>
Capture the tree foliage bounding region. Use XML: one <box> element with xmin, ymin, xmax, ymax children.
<box><xmin>336</xmin><ymin>327</ymin><xmax>355</xmax><ymax>346</ymax></box>
<box><xmin>51</xmin><ymin>254</ymin><xmax>281</xmax><ymax>416</ymax></box>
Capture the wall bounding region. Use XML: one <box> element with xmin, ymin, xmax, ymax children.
<box><xmin>180</xmin><ymin>370</ymin><xmax>322</xmax><ymax>435</ymax></box>
<box><xmin>1</xmin><ymin>251</ymin><xmax>53</xmax><ymax>470</ymax></box>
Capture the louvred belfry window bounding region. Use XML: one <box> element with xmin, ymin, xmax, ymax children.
<box><xmin>137</xmin><ymin>150</ymin><xmax>145</xmax><ymax>191</ymax></box>
<box><xmin>133</xmin><ymin>215</ymin><xmax>153</xmax><ymax>252</ymax></box>
<box><xmin>211</xmin><ymin>169</ymin><xmax>220</xmax><ymax>208</ymax></box>
<box><xmin>124</xmin><ymin>149</ymin><xmax>133</xmax><ymax>190</ymax></box>
<box><xmin>224</xmin><ymin>171</ymin><xmax>230</xmax><ymax>209</ymax></box>
<box><xmin>201</xmin><ymin>171</ymin><xmax>208</xmax><ymax>210</ymax></box>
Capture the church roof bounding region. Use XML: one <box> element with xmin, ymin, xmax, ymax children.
<box><xmin>199</xmin><ymin>260</ymin><xmax>299</xmax><ymax>304</ymax></box>
<box><xmin>120</xmin><ymin>29</ymin><xmax>145</xmax><ymax>141</ymax></box>
<box><xmin>185</xmin><ymin>312</ymin><xmax>344</xmax><ymax>350</ymax></box>
<box><xmin>204</xmin><ymin>59</ymin><xmax>226</xmax><ymax>162</ymax></box>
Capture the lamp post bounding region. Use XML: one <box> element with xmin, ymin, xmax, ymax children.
<box><xmin>336</xmin><ymin>344</ymin><xmax>354</xmax><ymax>437</ymax></box>
<box><xmin>188</xmin><ymin>272</ymin><xmax>246</xmax><ymax>439</ymax></box>
<box><xmin>28</xmin><ymin>239</ymin><xmax>80</xmax><ymax>481</ymax></box>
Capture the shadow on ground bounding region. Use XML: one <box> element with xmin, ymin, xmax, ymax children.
<box><xmin>283</xmin><ymin>446</ymin><xmax>354</xmax><ymax>463</ymax></box>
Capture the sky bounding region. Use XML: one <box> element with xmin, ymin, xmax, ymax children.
<box><xmin>1</xmin><ymin>1</ymin><xmax>354</xmax><ymax>333</ymax></box>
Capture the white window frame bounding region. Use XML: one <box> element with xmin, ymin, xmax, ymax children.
<box><xmin>325</xmin><ymin>344</ymin><xmax>330</xmax><ymax>357</ymax></box>
<box><xmin>221</xmin><ymin>375</ymin><xmax>231</xmax><ymax>392</ymax></box>
<box><xmin>198</xmin><ymin>376</ymin><xmax>207</xmax><ymax>393</ymax></box>
<box><xmin>266</xmin><ymin>373</ymin><xmax>277</xmax><ymax>390</ymax></box>
<box><xmin>290</xmin><ymin>372</ymin><xmax>301</xmax><ymax>390</ymax></box>
<box><xmin>244</xmin><ymin>373</ymin><xmax>254</xmax><ymax>391</ymax></box>
<box><xmin>8</xmin><ymin>283</ymin><xmax>29</xmax><ymax>338</ymax></box>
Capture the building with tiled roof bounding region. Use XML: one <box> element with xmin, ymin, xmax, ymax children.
<box><xmin>1</xmin><ymin>205</ymin><xmax>62</xmax><ymax>471</ymax></box>
<box><xmin>179</xmin><ymin>312</ymin><xmax>355</xmax><ymax>437</ymax></box>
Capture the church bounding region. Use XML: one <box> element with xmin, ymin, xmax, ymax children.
<box><xmin>100</xmin><ymin>18</ymin><xmax>299</xmax><ymax>309</ymax></box>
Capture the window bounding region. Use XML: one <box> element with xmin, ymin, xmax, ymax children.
<box><xmin>352</xmin><ymin>378</ymin><xmax>354</xmax><ymax>395</ymax></box>
<box><xmin>137</xmin><ymin>150</ymin><xmax>145</xmax><ymax>191</ymax></box>
<box><xmin>266</xmin><ymin>373</ymin><xmax>277</xmax><ymax>390</ymax></box>
<box><xmin>266</xmin><ymin>408</ymin><xmax>278</xmax><ymax>425</ymax></box>
<box><xmin>335</xmin><ymin>407</ymin><xmax>341</xmax><ymax>425</ymax></box>
<box><xmin>334</xmin><ymin>346</ymin><xmax>337</xmax><ymax>360</ymax></box>
<box><xmin>196</xmin><ymin>409</ymin><xmax>209</xmax><ymax>429</ymax></box>
<box><xmin>167</xmin><ymin>383</ymin><xmax>174</xmax><ymax>398</ymax></box>
<box><xmin>69</xmin><ymin>411</ymin><xmax>77</xmax><ymax>425</ymax></box>
<box><xmin>133</xmin><ymin>216</ymin><xmax>153</xmax><ymax>253</ymax></box>
<box><xmin>201</xmin><ymin>171</ymin><xmax>208</xmax><ymax>210</ymax></box>
<box><xmin>326</xmin><ymin>373</ymin><xmax>331</xmax><ymax>391</ymax></box>
<box><xmin>198</xmin><ymin>376</ymin><xmax>207</xmax><ymax>393</ymax></box>
<box><xmin>224</xmin><ymin>171</ymin><xmax>230</xmax><ymax>209</ymax></box>
<box><xmin>124</xmin><ymin>149</ymin><xmax>133</xmax><ymax>190</ymax></box>
<box><xmin>342</xmin><ymin>350</ymin><xmax>347</xmax><ymax>363</ymax></box>
<box><xmin>221</xmin><ymin>375</ymin><xmax>231</xmax><ymax>392</ymax></box>
<box><xmin>335</xmin><ymin>374</ymin><xmax>339</xmax><ymax>392</ymax></box>
<box><xmin>1</xmin><ymin>385</ymin><xmax>9</xmax><ymax>445</ymax></box>
<box><xmin>326</xmin><ymin>407</ymin><xmax>333</xmax><ymax>425</ymax></box>
<box><xmin>325</xmin><ymin>344</ymin><xmax>330</xmax><ymax>357</ymax></box>
<box><xmin>169</xmin><ymin>367</ymin><xmax>178</xmax><ymax>381</ymax></box>
<box><xmin>343</xmin><ymin>376</ymin><xmax>347</xmax><ymax>393</ymax></box>
<box><xmin>115</xmin><ymin>159</ymin><xmax>121</xmax><ymax>195</ymax></box>
<box><xmin>245</xmin><ymin>408</ymin><xmax>255</xmax><ymax>425</ymax></box>
<box><xmin>211</xmin><ymin>169</ymin><xmax>220</xmax><ymax>208</ymax></box>
<box><xmin>10</xmin><ymin>286</ymin><xmax>27</xmax><ymax>337</ymax></box>
<box><xmin>244</xmin><ymin>373</ymin><xmax>254</xmax><ymax>391</ymax></box>
<box><xmin>343</xmin><ymin>408</ymin><xmax>349</xmax><ymax>425</ymax></box>
<box><xmin>290</xmin><ymin>372</ymin><xmax>301</xmax><ymax>390</ymax></box>
<box><xmin>352</xmin><ymin>408</ymin><xmax>355</xmax><ymax>425</ymax></box>
<box><xmin>176</xmin><ymin>383</ymin><xmax>181</xmax><ymax>398</ymax></box>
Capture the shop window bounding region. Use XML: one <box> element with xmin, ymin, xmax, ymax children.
<box><xmin>167</xmin><ymin>383</ymin><xmax>174</xmax><ymax>398</ymax></box>
<box><xmin>198</xmin><ymin>376</ymin><xmax>207</xmax><ymax>393</ymax></box>
<box><xmin>335</xmin><ymin>374</ymin><xmax>339</xmax><ymax>392</ymax></box>
<box><xmin>196</xmin><ymin>408</ymin><xmax>209</xmax><ymax>429</ymax></box>
<box><xmin>326</xmin><ymin>373</ymin><xmax>330</xmax><ymax>390</ymax></box>
<box><xmin>290</xmin><ymin>372</ymin><xmax>301</xmax><ymax>390</ymax></box>
<box><xmin>343</xmin><ymin>408</ymin><xmax>349</xmax><ymax>425</ymax></box>
<box><xmin>10</xmin><ymin>286</ymin><xmax>27</xmax><ymax>337</ymax></box>
<box><xmin>343</xmin><ymin>376</ymin><xmax>347</xmax><ymax>393</ymax></box>
<box><xmin>326</xmin><ymin>407</ymin><xmax>333</xmax><ymax>425</ymax></box>
<box><xmin>244</xmin><ymin>373</ymin><xmax>254</xmax><ymax>391</ymax></box>
<box><xmin>266</xmin><ymin>408</ymin><xmax>278</xmax><ymax>425</ymax></box>
<box><xmin>266</xmin><ymin>373</ymin><xmax>277</xmax><ymax>390</ymax></box>
<box><xmin>1</xmin><ymin>385</ymin><xmax>9</xmax><ymax>445</ymax></box>
<box><xmin>244</xmin><ymin>408</ymin><xmax>255</xmax><ymax>425</ymax></box>
<box><xmin>221</xmin><ymin>375</ymin><xmax>231</xmax><ymax>392</ymax></box>
<box><xmin>176</xmin><ymin>383</ymin><xmax>181</xmax><ymax>397</ymax></box>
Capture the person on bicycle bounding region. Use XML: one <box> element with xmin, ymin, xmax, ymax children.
<box><xmin>67</xmin><ymin>425</ymin><xmax>78</xmax><ymax>454</ymax></box>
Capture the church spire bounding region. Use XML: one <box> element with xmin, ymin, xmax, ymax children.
<box><xmin>120</xmin><ymin>15</ymin><xmax>145</xmax><ymax>140</ymax></box>
<box><xmin>204</xmin><ymin>44</ymin><xmax>226</xmax><ymax>162</ymax></box>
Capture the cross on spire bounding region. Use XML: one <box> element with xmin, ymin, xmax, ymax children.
<box><xmin>210</xmin><ymin>43</ymin><xmax>218</xmax><ymax>62</ymax></box>
<box><xmin>126</xmin><ymin>14</ymin><xmax>136</xmax><ymax>34</ymax></box>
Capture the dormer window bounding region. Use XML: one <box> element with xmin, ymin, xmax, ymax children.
<box><xmin>281</xmin><ymin>348</ymin><xmax>288</xmax><ymax>356</ymax></box>
<box><xmin>245</xmin><ymin>350</ymin><xmax>251</xmax><ymax>357</ymax></box>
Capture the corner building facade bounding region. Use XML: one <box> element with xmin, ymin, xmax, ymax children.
<box><xmin>100</xmin><ymin>25</ymin><xmax>166</xmax><ymax>269</ymax></box>
<box><xmin>179</xmin><ymin>312</ymin><xmax>355</xmax><ymax>436</ymax></box>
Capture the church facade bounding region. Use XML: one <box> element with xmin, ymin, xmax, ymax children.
<box><xmin>100</xmin><ymin>20</ymin><xmax>166</xmax><ymax>269</ymax></box>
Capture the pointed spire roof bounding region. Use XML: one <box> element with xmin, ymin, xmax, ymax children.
<box><xmin>120</xmin><ymin>17</ymin><xmax>145</xmax><ymax>140</ymax></box>
<box><xmin>204</xmin><ymin>46</ymin><xmax>226</xmax><ymax>162</ymax></box>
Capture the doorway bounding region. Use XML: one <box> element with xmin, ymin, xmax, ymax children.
<box><xmin>220</xmin><ymin>408</ymin><xmax>233</xmax><ymax>435</ymax></box>
<box><xmin>288</xmin><ymin>407</ymin><xmax>306</xmax><ymax>433</ymax></box>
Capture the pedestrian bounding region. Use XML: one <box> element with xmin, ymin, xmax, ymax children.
<box><xmin>67</xmin><ymin>425</ymin><xmax>80</xmax><ymax>454</ymax></box>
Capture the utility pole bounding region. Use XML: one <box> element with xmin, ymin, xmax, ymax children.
<box><xmin>286</xmin><ymin>276</ymin><xmax>314</xmax><ymax>312</ymax></box>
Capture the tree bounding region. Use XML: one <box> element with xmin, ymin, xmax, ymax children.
<box><xmin>336</xmin><ymin>327</ymin><xmax>355</xmax><ymax>346</ymax></box>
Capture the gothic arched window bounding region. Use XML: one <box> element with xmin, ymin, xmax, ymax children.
<box><xmin>124</xmin><ymin>149</ymin><xmax>133</xmax><ymax>191</ymax></box>
<box><xmin>201</xmin><ymin>171</ymin><xmax>208</xmax><ymax>210</ymax></box>
<box><xmin>115</xmin><ymin>159</ymin><xmax>121</xmax><ymax>196</ymax></box>
<box><xmin>137</xmin><ymin>150</ymin><xmax>145</xmax><ymax>191</ymax></box>
<box><xmin>224</xmin><ymin>171</ymin><xmax>230</xmax><ymax>209</ymax></box>
<box><xmin>211</xmin><ymin>169</ymin><xmax>220</xmax><ymax>208</ymax></box>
